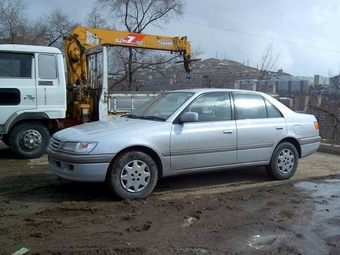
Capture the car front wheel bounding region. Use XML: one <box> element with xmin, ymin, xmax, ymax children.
<box><xmin>106</xmin><ymin>151</ymin><xmax>158</xmax><ymax>200</ymax></box>
<box><xmin>266</xmin><ymin>142</ymin><xmax>298</xmax><ymax>180</ymax></box>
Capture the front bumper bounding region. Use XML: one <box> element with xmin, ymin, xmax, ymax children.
<box><xmin>47</xmin><ymin>148</ymin><xmax>115</xmax><ymax>182</ymax></box>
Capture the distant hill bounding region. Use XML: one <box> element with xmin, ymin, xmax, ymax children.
<box><xmin>112</xmin><ymin>58</ymin><xmax>292</xmax><ymax>91</ymax></box>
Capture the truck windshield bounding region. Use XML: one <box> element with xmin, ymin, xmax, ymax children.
<box><xmin>126</xmin><ymin>92</ymin><xmax>194</xmax><ymax>120</ymax></box>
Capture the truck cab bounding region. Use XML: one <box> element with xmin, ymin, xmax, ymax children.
<box><xmin>0</xmin><ymin>44</ymin><xmax>66</xmax><ymax>158</ymax></box>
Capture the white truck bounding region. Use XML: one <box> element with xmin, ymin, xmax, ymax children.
<box><xmin>0</xmin><ymin>26</ymin><xmax>192</xmax><ymax>159</ymax></box>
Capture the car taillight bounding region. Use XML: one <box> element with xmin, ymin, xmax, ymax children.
<box><xmin>314</xmin><ymin>121</ymin><xmax>319</xmax><ymax>130</ymax></box>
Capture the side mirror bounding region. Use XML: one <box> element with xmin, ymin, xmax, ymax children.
<box><xmin>181</xmin><ymin>112</ymin><xmax>198</xmax><ymax>122</ymax></box>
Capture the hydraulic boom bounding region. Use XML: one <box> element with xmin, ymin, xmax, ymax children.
<box><xmin>63</xmin><ymin>26</ymin><xmax>193</xmax><ymax>86</ymax></box>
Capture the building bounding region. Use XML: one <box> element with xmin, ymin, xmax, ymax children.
<box><xmin>237</xmin><ymin>76</ymin><xmax>310</xmax><ymax>96</ymax></box>
<box><xmin>329</xmin><ymin>75</ymin><xmax>340</xmax><ymax>96</ymax></box>
<box><xmin>237</xmin><ymin>79</ymin><xmax>258</xmax><ymax>91</ymax></box>
<box><xmin>271</xmin><ymin>76</ymin><xmax>310</xmax><ymax>97</ymax></box>
<box><xmin>314</xmin><ymin>75</ymin><xmax>330</xmax><ymax>86</ymax></box>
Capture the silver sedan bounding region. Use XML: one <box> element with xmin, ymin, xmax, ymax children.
<box><xmin>47</xmin><ymin>89</ymin><xmax>321</xmax><ymax>199</ymax></box>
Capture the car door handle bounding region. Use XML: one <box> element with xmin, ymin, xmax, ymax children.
<box><xmin>276</xmin><ymin>127</ymin><xmax>283</xmax><ymax>130</ymax></box>
<box><xmin>223</xmin><ymin>130</ymin><xmax>234</xmax><ymax>134</ymax></box>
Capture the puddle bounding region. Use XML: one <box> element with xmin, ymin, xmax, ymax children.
<box><xmin>182</xmin><ymin>216</ymin><xmax>198</xmax><ymax>227</ymax></box>
<box><xmin>249</xmin><ymin>231</ymin><xmax>329</xmax><ymax>254</ymax></box>
<box><xmin>177</xmin><ymin>247</ymin><xmax>209</xmax><ymax>254</ymax></box>
<box><xmin>296</xmin><ymin>179</ymin><xmax>340</xmax><ymax>198</ymax></box>
<box><xmin>295</xmin><ymin>179</ymin><xmax>340</xmax><ymax>236</ymax></box>
<box><xmin>248</xmin><ymin>179</ymin><xmax>340</xmax><ymax>254</ymax></box>
<box><xmin>248</xmin><ymin>234</ymin><xmax>280</xmax><ymax>249</ymax></box>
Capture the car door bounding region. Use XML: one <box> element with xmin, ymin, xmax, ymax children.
<box><xmin>0</xmin><ymin>52</ymin><xmax>36</xmax><ymax>127</ymax></box>
<box><xmin>170</xmin><ymin>92</ymin><xmax>237</xmax><ymax>171</ymax></box>
<box><xmin>233</xmin><ymin>92</ymin><xmax>287</xmax><ymax>164</ymax></box>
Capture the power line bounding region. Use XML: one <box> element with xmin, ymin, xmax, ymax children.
<box><xmin>185</xmin><ymin>11</ymin><xmax>340</xmax><ymax>49</ymax></box>
<box><xmin>181</xmin><ymin>18</ymin><xmax>340</xmax><ymax>54</ymax></box>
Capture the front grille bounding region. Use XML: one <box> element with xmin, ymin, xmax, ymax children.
<box><xmin>49</xmin><ymin>137</ymin><xmax>62</xmax><ymax>151</ymax></box>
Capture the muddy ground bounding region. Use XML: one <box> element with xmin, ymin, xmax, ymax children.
<box><xmin>1</xmin><ymin>142</ymin><xmax>340</xmax><ymax>255</ymax></box>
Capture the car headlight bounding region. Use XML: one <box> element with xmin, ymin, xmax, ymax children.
<box><xmin>61</xmin><ymin>142</ymin><xmax>98</xmax><ymax>153</ymax></box>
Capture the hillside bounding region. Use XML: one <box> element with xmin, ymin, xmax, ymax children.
<box><xmin>112</xmin><ymin>58</ymin><xmax>292</xmax><ymax>91</ymax></box>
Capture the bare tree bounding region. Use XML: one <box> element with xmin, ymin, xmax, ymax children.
<box><xmin>42</xmin><ymin>9</ymin><xmax>79</xmax><ymax>47</ymax></box>
<box><xmin>95</xmin><ymin>0</ymin><xmax>186</xmax><ymax>91</ymax></box>
<box><xmin>308</xmin><ymin>93</ymin><xmax>340</xmax><ymax>142</ymax></box>
<box><xmin>328</xmin><ymin>70</ymin><xmax>340</xmax><ymax>93</ymax></box>
<box><xmin>0</xmin><ymin>0</ymin><xmax>28</xmax><ymax>43</ymax></box>
<box><xmin>86</xmin><ymin>7</ymin><xmax>110</xmax><ymax>28</ymax></box>
<box><xmin>308</xmin><ymin>71</ymin><xmax>340</xmax><ymax>143</ymax></box>
<box><xmin>257</xmin><ymin>42</ymin><xmax>280</xmax><ymax>91</ymax></box>
<box><xmin>24</xmin><ymin>8</ymin><xmax>79</xmax><ymax>49</ymax></box>
<box><xmin>98</xmin><ymin>0</ymin><xmax>184</xmax><ymax>32</ymax></box>
<box><xmin>109</xmin><ymin>48</ymin><xmax>180</xmax><ymax>90</ymax></box>
<box><xmin>0</xmin><ymin>1</ymin><xmax>78</xmax><ymax>48</ymax></box>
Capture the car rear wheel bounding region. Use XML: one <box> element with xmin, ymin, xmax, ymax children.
<box><xmin>106</xmin><ymin>151</ymin><xmax>158</xmax><ymax>200</ymax></box>
<box><xmin>266</xmin><ymin>142</ymin><xmax>298</xmax><ymax>180</ymax></box>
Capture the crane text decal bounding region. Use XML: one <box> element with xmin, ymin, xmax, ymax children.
<box><xmin>158</xmin><ymin>40</ymin><xmax>173</xmax><ymax>46</ymax></box>
<box><xmin>116</xmin><ymin>34</ymin><xmax>146</xmax><ymax>45</ymax></box>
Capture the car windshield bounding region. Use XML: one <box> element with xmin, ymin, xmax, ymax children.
<box><xmin>125</xmin><ymin>92</ymin><xmax>194</xmax><ymax>120</ymax></box>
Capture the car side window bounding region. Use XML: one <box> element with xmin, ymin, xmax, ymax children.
<box><xmin>185</xmin><ymin>92</ymin><xmax>232</xmax><ymax>122</ymax></box>
<box><xmin>234</xmin><ymin>93</ymin><xmax>267</xmax><ymax>120</ymax></box>
<box><xmin>266</xmin><ymin>100</ymin><xmax>283</xmax><ymax>118</ymax></box>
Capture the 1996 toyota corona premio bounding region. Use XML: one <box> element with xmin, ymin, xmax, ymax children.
<box><xmin>47</xmin><ymin>89</ymin><xmax>321</xmax><ymax>200</ymax></box>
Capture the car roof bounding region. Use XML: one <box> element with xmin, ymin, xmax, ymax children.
<box><xmin>171</xmin><ymin>88</ymin><xmax>268</xmax><ymax>96</ymax></box>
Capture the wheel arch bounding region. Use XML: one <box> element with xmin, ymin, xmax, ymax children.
<box><xmin>5</xmin><ymin>112</ymin><xmax>55</xmax><ymax>134</ymax></box>
<box><xmin>277</xmin><ymin>137</ymin><xmax>301</xmax><ymax>158</ymax></box>
<box><xmin>110</xmin><ymin>145</ymin><xmax>164</xmax><ymax>179</ymax></box>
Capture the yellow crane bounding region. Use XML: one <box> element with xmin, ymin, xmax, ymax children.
<box><xmin>64</xmin><ymin>26</ymin><xmax>193</xmax><ymax>86</ymax></box>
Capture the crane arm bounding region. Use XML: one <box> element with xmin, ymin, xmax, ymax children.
<box><xmin>63</xmin><ymin>26</ymin><xmax>192</xmax><ymax>85</ymax></box>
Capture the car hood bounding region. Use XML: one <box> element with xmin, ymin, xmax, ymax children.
<box><xmin>53</xmin><ymin>117</ymin><xmax>164</xmax><ymax>141</ymax></box>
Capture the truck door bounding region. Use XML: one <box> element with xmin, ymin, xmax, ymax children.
<box><xmin>0</xmin><ymin>52</ymin><xmax>36</xmax><ymax>127</ymax></box>
<box><xmin>35</xmin><ymin>53</ymin><xmax>63</xmax><ymax>112</ymax></box>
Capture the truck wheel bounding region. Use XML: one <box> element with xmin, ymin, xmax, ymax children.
<box><xmin>106</xmin><ymin>151</ymin><xmax>158</xmax><ymax>200</ymax></box>
<box><xmin>265</xmin><ymin>142</ymin><xmax>298</xmax><ymax>180</ymax></box>
<box><xmin>8</xmin><ymin>121</ymin><xmax>51</xmax><ymax>159</ymax></box>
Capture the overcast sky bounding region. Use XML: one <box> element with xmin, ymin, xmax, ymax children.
<box><xmin>26</xmin><ymin>0</ymin><xmax>340</xmax><ymax>77</ymax></box>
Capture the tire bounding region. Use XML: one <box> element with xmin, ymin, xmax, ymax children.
<box><xmin>2</xmin><ymin>134</ymin><xmax>9</xmax><ymax>146</ymax></box>
<box><xmin>266</xmin><ymin>142</ymin><xmax>298</xmax><ymax>180</ymax></box>
<box><xmin>8</xmin><ymin>121</ymin><xmax>51</xmax><ymax>159</ymax></box>
<box><xmin>106</xmin><ymin>151</ymin><xmax>158</xmax><ymax>200</ymax></box>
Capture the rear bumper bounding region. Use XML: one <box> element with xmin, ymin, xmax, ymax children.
<box><xmin>299</xmin><ymin>136</ymin><xmax>321</xmax><ymax>158</ymax></box>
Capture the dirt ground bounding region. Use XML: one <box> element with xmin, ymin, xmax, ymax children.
<box><xmin>1</xmin><ymin>142</ymin><xmax>340</xmax><ymax>255</ymax></box>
